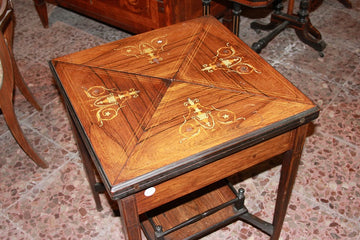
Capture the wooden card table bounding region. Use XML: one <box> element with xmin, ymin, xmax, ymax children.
<box><xmin>50</xmin><ymin>16</ymin><xmax>319</xmax><ymax>240</ymax></box>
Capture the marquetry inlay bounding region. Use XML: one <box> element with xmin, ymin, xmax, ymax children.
<box><xmin>201</xmin><ymin>43</ymin><xmax>261</xmax><ymax>75</ymax></box>
<box><xmin>179</xmin><ymin>98</ymin><xmax>247</xmax><ymax>143</ymax></box>
<box><xmin>114</xmin><ymin>36</ymin><xmax>168</xmax><ymax>64</ymax></box>
<box><xmin>84</xmin><ymin>86</ymin><xmax>140</xmax><ymax>127</ymax></box>
<box><xmin>52</xmin><ymin>16</ymin><xmax>319</xmax><ymax>208</ymax></box>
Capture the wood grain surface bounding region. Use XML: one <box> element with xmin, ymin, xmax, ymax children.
<box><xmin>51</xmin><ymin>16</ymin><xmax>318</xmax><ymax>199</ymax></box>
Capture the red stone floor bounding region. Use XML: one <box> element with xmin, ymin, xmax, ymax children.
<box><xmin>0</xmin><ymin>0</ymin><xmax>359</xmax><ymax>239</ymax></box>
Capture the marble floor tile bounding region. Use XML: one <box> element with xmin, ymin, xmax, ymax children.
<box><xmin>6</xmin><ymin>162</ymin><xmax>125</xmax><ymax>240</ymax></box>
<box><xmin>0</xmin><ymin>214</ymin><xmax>32</xmax><ymax>240</ymax></box>
<box><xmin>273</xmin><ymin>64</ymin><xmax>342</xmax><ymax>110</ymax></box>
<box><xmin>24</xmin><ymin>97</ymin><xmax>78</xmax><ymax>153</ymax></box>
<box><xmin>295</xmin><ymin>133</ymin><xmax>360</xmax><ymax>221</ymax></box>
<box><xmin>12</xmin><ymin>62</ymin><xmax>59</xmax><ymax>108</ymax></box>
<box><xmin>284</xmin><ymin>43</ymin><xmax>358</xmax><ymax>86</ymax></box>
<box><xmin>315</xmin><ymin>3</ymin><xmax>360</xmax><ymax>52</ymax></box>
<box><xmin>317</xmin><ymin>81</ymin><xmax>360</xmax><ymax>147</ymax></box>
<box><xmin>0</xmin><ymin>127</ymin><xmax>74</xmax><ymax>209</ymax></box>
<box><xmin>280</xmin><ymin>193</ymin><xmax>359</xmax><ymax>240</ymax></box>
<box><xmin>13</xmin><ymin>21</ymin><xmax>106</xmax><ymax>64</ymax></box>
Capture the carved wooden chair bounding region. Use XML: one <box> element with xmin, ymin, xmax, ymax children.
<box><xmin>0</xmin><ymin>0</ymin><xmax>48</xmax><ymax>168</ymax></box>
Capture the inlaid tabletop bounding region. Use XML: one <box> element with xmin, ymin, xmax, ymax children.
<box><xmin>51</xmin><ymin>16</ymin><xmax>318</xmax><ymax>199</ymax></box>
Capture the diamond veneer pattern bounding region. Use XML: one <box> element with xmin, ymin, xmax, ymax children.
<box><xmin>52</xmin><ymin>17</ymin><xmax>316</xmax><ymax>193</ymax></box>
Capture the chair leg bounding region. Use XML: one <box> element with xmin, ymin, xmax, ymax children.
<box><xmin>33</xmin><ymin>0</ymin><xmax>49</xmax><ymax>28</ymax></box>
<box><xmin>8</xmin><ymin>47</ymin><xmax>42</xmax><ymax>111</ymax></box>
<box><xmin>0</xmin><ymin>97</ymin><xmax>48</xmax><ymax>168</ymax></box>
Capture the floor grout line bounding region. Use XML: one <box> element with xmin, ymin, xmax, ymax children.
<box><xmin>0</xmin><ymin>211</ymin><xmax>35</xmax><ymax>240</ymax></box>
<box><xmin>2</xmin><ymin>157</ymin><xmax>72</xmax><ymax>210</ymax></box>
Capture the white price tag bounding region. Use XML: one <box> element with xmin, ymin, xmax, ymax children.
<box><xmin>144</xmin><ymin>187</ymin><xmax>156</xmax><ymax>197</ymax></box>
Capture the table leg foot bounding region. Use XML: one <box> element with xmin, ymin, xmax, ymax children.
<box><xmin>295</xmin><ymin>25</ymin><xmax>326</xmax><ymax>52</ymax></box>
<box><xmin>33</xmin><ymin>0</ymin><xmax>49</xmax><ymax>28</ymax></box>
<box><xmin>250</xmin><ymin>0</ymin><xmax>326</xmax><ymax>54</ymax></box>
<box><xmin>234</xmin><ymin>188</ymin><xmax>274</xmax><ymax>236</ymax></box>
<box><xmin>251</xmin><ymin>21</ymin><xmax>289</xmax><ymax>53</ymax></box>
<box><xmin>251</xmin><ymin>20</ymin><xmax>279</xmax><ymax>33</ymax></box>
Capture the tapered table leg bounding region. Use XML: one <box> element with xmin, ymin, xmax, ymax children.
<box><xmin>117</xmin><ymin>195</ymin><xmax>142</xmax><ymax>240</ymax></box>
<box><xmin>69</xmin><ymin>115</ymin><xmax>104</xmax><ymax>211</ymax></box>
<box><xmin>271</xmin><ymin>124</ymin><xmax>309</xmax><ymax>239</ymax></box>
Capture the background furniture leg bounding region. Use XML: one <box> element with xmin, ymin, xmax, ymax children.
<box><xmin>338</xmin><ymin>0</ymin><xmax>352</xmax><ymax>8</ymax></box>
<box><xmin>250</xmin><ymin>0</ymin><xmax>283</xmax><ymax>32</ymax></box>
<box><xmin>232</xmin><ymin>2</ymin><xmax>242</xmax><ymax>37</ymax></box>
<box><xmin>10</xmin><ymin>48</ymin><xmax>42</xmax><ymax>111</ymax></box>
<box><xmin>0</xmin><ymin>1</ymin><xmax>47</xmax><ymax>168</ymax></box>
<box><xmin>202</xmin><ymin>0</ymin><xmax>212</xmax><ymax>16</ymax></box>
<box><xmin>251</xmin><ymin>20</ymin><xmax>289</xmax><ymax>53</ymax></box>
<box><xmin>295</xmin><ymin>0</ymin><xmax>326</xmax><ymax>54</ymax></box>
<box><xmin>3</xmin><ymin>4</ymin><xmax>42</xmax><ymax>110</ymax></box>
<box><xmin>33</xmin><ymin>0</ymin><xmax>49</xmax><ymax>28</ymax></box>
<box><xmin>250</xmin><ymin>0</ymin><xmax>326</xmax><ymax>54</ymax></box>
<box><xmin>0</xmin><ymin>89</ymin><xmax>48</xmax><ymax>168</ymax></box>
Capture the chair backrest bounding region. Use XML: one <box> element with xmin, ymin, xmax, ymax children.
<box><xmin>0</xmin><ymin>32</ymin><xmax>13</xmax><ymax>93</ymax></box>
<box><xmin>0</xmin><ymin>0</ymin><xmax>13</xmax><ymax>39</ymax></box>
<box><xmin>0</xmin><ymin>0</ymin><xmax>13</xmax><ymax>93</ymax></box>
<box><xmin>0</xmin><ymin>0</ymin><xmax>12</xmax><ymax>30</ymax></box>
<box><xmin>0</xmin><ymin>57</ymin><xmax>2</xmax><ymax>89</ymax></box>
<box><xmin>0</xmin><ymin>0</ymin><xmax>12</xmax><ymax>91</ymax></box>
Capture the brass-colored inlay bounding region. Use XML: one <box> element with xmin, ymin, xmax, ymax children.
<box><xmin>179</xmin><ymin>98</ymin><xmax>246</xmax><ymax>143</ymax></box>
<box><xmin>201</xmin><ymin>43</ymin><xmax>261</xmax><ymax>75</ymax></box>
<box><xmin>84</xmin><ymin>86</ymin><xmax>140</xmax><ymax>127</ymax></box>
<box><xmin>114</xmin><ymin>36</ymin><xmax>167</xmax><ymax>64</ymax></box>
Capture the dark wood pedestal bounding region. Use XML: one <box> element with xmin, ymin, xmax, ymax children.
<box><xmin>250</xmin><ymin>0</ymin><xmax>326</xmax><ymax>55</ymax></box>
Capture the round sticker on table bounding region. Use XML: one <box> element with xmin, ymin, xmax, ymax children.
<box><xmin>144</xmin><ymin>187</ymin><xmax>156</xmax><ymax>197</ymax></box>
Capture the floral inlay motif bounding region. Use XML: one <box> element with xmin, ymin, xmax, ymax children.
<box><xmin>179</xmin><ymin>98</ymin><xmax>246</xmax><ymax>143</ymax></box>
<box><xmin>113</xmin><ymin>36</ymin><xmax>167</xmax><ymax>64</ymax></box>
<box><xmin>84</xmin><ymin>86</ymin><xmax>140</xmax><ymax>127</ymax></box>
<box><xmin>201</xmin><ymin>43</ymin><xmax>261</xmax><ymax>75</ymax></box>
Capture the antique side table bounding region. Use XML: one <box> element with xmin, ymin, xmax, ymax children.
<box><xmin>50</xmin><ymin>16</ymin><xmax>319</xmax><ymax>240</ymax></box>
